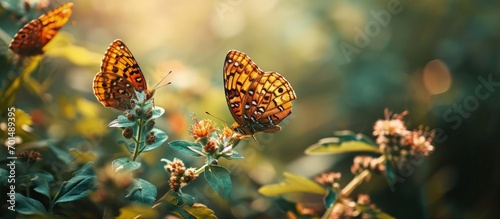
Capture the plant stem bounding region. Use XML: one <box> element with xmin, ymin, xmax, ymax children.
<box><xmin>195</xmin><ymin>164</ymin><xmax>208</xmax><ymax>175</ymax></box>
<box><xmin>153</xmin><ymin>190</ymin><xmax>173</xmax><ymax>208</ymax></box>
<box><xmin>341</xmin><ymin>169</ymin><xmax>371</xmax><ymax>197</ymax></box>
<box><xmin>131</xmin><ymin>118</ymin><xmax>144</xmax><ymax>161</ymax></box>
<box><xmin>49</xmin><ymin>181</ymin><xmax>67</xmax><ymax>214</ymax></box>
<box><xmin>321</xmin><ymin>156</ymin><xmax>386</xmax><ymax>219</ymax></box>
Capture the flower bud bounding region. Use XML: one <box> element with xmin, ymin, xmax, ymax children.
<box><xmin>146</xmin><ymin>131</ymin><xmax>157</xmax><ymax>145</ymax></box>
<box><xmin>122</xmin><ymin>127</ymin><xmax>133</xmax><ymax>139</ymax></box>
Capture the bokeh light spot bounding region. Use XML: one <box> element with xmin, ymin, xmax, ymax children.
<box><xmin>423</xmin><ymin>59</ymin><xmax>452</xmax><ymax>95</ymax></box>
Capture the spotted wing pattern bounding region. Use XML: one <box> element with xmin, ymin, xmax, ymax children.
<box><xmin>9</xmin><ymin>2</ymin><xmax>73</xmax><ymax>56</ymax></box>
<box><xmin>223</xmin><ymin>50</ymin><xmax>296</xmax><ymax>135</ymax></box>
<box><xmin>93</xmin><ymin>39</ymin><xmax>153</xmax><ymax>111</ymax></box>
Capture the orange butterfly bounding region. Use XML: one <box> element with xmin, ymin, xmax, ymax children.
<box><xmin>93</xmin><ymin>39</ymin><xmax>155</xmax><ymax>111</ymax></box>
<box><xmin>224</xmin><ymin>50</ymin><xmax>296</xmax><ymax>136</ymax></box>
<box><xmin>9</xmin><ymin>2</ymin><xmax>73</xmax><ymax>56</ymax></box>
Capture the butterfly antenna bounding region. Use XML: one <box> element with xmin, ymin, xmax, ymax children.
<box><xmin>251</xmin><ymin>135</ymin><xmax>259</xmax><ymax>144</ymax></box>
<box><xmin>205</xmin><ymin>111</ymin><xmax>230</xmax><ymax>124</ymax></box>
<box><xmin>152</xmin><ymin>70</ymin><xmax>172</xmax><ymax>90</ymax></box>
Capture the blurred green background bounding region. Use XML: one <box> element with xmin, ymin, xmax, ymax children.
<box><xmin>1</xmin><ymin>0</ymin><xmax>500</xmax><ymax>218</ymax></box>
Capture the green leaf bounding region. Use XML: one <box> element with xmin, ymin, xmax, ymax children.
<box><xmin>167</xmin><ymin>203</ymin><xmax>193</xmax><ymax>219</ymax></box>
<box><xmin>169</xmin><ymin>140</ymin><xmax>204</xmax><ymax>157</ymax></box>
<box><xmin>49</xmin><ymin>143</ymin><xmax>73</xmax><ymax>164</ymax></box>
<box><xmin>116</xmin><ymin>204</ymin><xmax>158</xmax><ymax>219</ymax></box>
<box><xmin>32</xmin><ymin>176</ymin><xmax>50</xmax><ymax>199</ymax></box>
<box><xmin>54</xmin><ymin>163</ymin><xmax>96</xmax><ymax>204</ymax></box>
<box><xmin>161</xmin><ymin>194</ymin><xmax>217</xmax><ymax>219</ymax></box>
<box><xmin>109</xmin><ymin>115</ymin><xmax>136</xmax><ymax>128</ymax></box>
<box><xmin>126</xmin><ymin>178</ymin><xmax>157</xmax><ymax>206</ymax></box>
<box><xmin>198</xmin><ymin>137</ymin><xmax>209</xmax><ymax>147</ymax></box>
<box><xmin>112</xmin><ymin>157</ymin><xmax>142</xmax><ymax>172</ymax></box>
<box><xmin>180</xmin><ymin>193</ymin><xmax>196</xmax><ymax>207</ymax></box>
<box><xmin>305</xmin><ymin>130</ymin><xmax>380</xmax><ymax>155</ymax></box>
<box><xmin>151</xmin><ymin>106</ymin><xmax>165</xmax><ymax>119</ymax></box>
<box><xmin>334</xmin><ymin>130</ymin><xmax>377</xmax><ymax>145</ymax></box>
<box><xmin>324</xmin><ymin>188</ymin><xmax>337</xmax><ymax>208</ymax></box>
<box><xmin>142</xmin><ymin>128</ymin><xmax>168</xmax><ymax>152</ymax></box>
<box><xmin>182</xmin><ymin>203</ymin><xmax>217</xmax><ymax>219</ymax></box>
<box><xmin>1</xmin><ymin>0</ymin><xmax>25</xmax><ymax>15</ymax></box>
<box><xmin>134</xmin><ymin>90</ymin><xmax>147</xmax><ymax>102</ymax></box>
<box><xmin>118</xmin><ymin>140</ymin><xmax>136</xmax><ymax>154</ymax></box>
<box><xmin>15</xmin><ymin>193</ymin><xmax>48</xmax><ymax>216</ymax></box>
<box><xmin>74</xmin><ymin>162</ymin><xmax>96</xmax><ymax>176</ymax></box>
<box><xmin>144</xmin><ymin>99</ymin><xmax>154</xmax><ymax>108</ymax></box>
<box><xmin>206</xmin><ymin>156</ymin><xmax>217</xmax><ymax>165</ymax></box>
<box><xmin>38</xmin><ymin>171</ymin><xmax>55</xmax><ymax>184</ymax></box>
<box><xmin>385</xmin><ymin>160</ymin><xmax>397</xmax><ymax>189</ymax></box>
<box><xmin>227</xmin><ymin>150</ymin><xmax>244</xmax><ymax>159</ymax></box>
<box><xmin>170</xmin><ymin>191</ymin><xmax>183</xmax><ymax>204</ymax></box>
<box><xmin>204</xmin><ymin>165</ymin><xmax>232</xmax><ymax>198</ymax></box>
<box><xmin>258</xmin><ymin>172</ymin><xmax>326</xmax><ymax>197</ymax></box>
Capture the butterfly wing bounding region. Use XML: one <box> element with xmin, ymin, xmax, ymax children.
<box><xmin>224</xmin><ymin>50</ymin><xmax>296</xmax><ymax>135</ymax></box>
<box><xmin>224</xmin><ymin>50</ymin><xmax>263</xmax><ymax>131</ymax></box>
<box><xmin>9</xmin><ymin>2</ymin><xmax>73</xmax><ymax>56</ymax></box>
<box><xmin>246</xmin><ymin>72</ymin><xmax>296</xmax><ymax>132</ymax></box>
<box><xmin>93</xmin><ymin>72</ymin><xmax>137</xmax><ymax>111</ymax></box>
<box><xmin>93</xmin><ymin>39</ymin><xmax>149</xmax><ymax>111</ymax></box>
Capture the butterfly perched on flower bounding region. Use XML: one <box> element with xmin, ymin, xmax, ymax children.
<box><xmin>223</xmin><ymin>50</ymin><xmax>296</xmax><ymax>136</ymax></box>
<box><xmin>9</xmin><ymin>2</ymin><xmax>73</xmax><ymax>56</ymax></box>
<box><xmin>93</xmin><ymin>39</ymin><xmax>155</xmax><ymax>111</ymax></box>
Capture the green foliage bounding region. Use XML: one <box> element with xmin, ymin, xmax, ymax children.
<box><xmin>116</xmin><ymin>204</ymin><xmax>158</xmax><ymax>219</ymax></box>
<box><xmin>126</xmin><ymin>178</ymin><xmax>157</xmax><ymax>206</ymax></box>
<box><xmin>161</xmin><ymin>194</ymin><xmax>217</xmax><ymax>219</ymax></box>
<box><xmin>106</xmin><ymin>91</ymin><xmax>171</xmax><ymax>207</ymax></box>
<box><xmin>112</xmin><ymin>157</ymin><xmax>142</xmax><ymax>172</ymax></box>
<box><xmin>0</xmin><ymin>4</ymin><xmax>447</xmax><ymax>218</ymax></box>
<box><xmin>15</xmin><ymin>163</ymin><xmax>96</xmax><ymax>216</ymax></box>
<box><xmin>204</xmin><ymin>165</ymin><xmax>232</xmax><ymax>198</ymax></box>
<box><xmin>179</xmin><ymin>193</ymin><xmax>196</xmax><ymax>206</ymax></box>
<box><xmin>48</xmin><ymin>143</ymin><xmax>73</xmax><ymax>164</ymax></box>
<box><xmin>15</xmin><ymin>194</ymin><xmax>48</xmax><ymax>216</ymax></box>
<box><xmin>142</xmin><ymin>128</ymin><xmax>168</xmax><ymax>152</ymax></box>
<box><xmin>32</xmin><ymin>176</ymin><xmax>50</xmax><ymax>199</ymax></box>
<box><xmin>305</xmin><ymin>130</ymin><xmax>380</xmax><ymax>155</ymax></box>
<box><xmin>119</xmin><ymin>140</ymin><xmax>137</xmax><ymax>154</ymax></box>
<box><xmin>1</xmin><ymin>0</ymin><xmax>26</xmax><ymax>15</ymax></box>
<box><xmin>324</xmin><ymin>189</ymin><xmax>337</xmax><ymax>208</ymax></box>
<box><xmin>170</xmin><ymin>191</ymin><xmax>196</xmax><ymax>207</ymax></box>
<box><xmin>259</xmin><ymin>172</ymin><xmax>326</xmax><ymax>197</ymax></box>
<box><xmin>53</xmin><ymin>162</ymin><xmax>96</xmax><ymax>204</ymax></box>
<box><xmin>109</xmin><ymin>115</ymin><xmax>136</xmax><ymax>128</ymax></box>
<box><xmin>168</xmin><ymin>140</ymin><xmax>204</xmax><ymax>157</ymax></box>
<box><xmin>385</xmin><ymin>160</ymin><xmax>397</xmax><ymax>188</ymax></box>
<box><xmin>226</xmin><ymin>150</ymin><xmax>244</xmax><ymax>159</ymax></box>
<box><xmin>151</xmin><ymin>107</ymin><xmax>165</xmax><ymax>119</ymax></box>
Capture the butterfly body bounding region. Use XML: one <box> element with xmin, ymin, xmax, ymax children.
<box><xmin>9</xmin><ymin>3</ymin><xmax>73</xmax><ymax>56</ymax></box>
<box><xmin>93</xmin><ymin>39</ymin><xmax>154</xmax><ymax>111</ymax></box>
<box><xmin>224</xmin><ymin>50</ymin><xmax>296</xmax><ymax>135</ymax></box>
